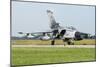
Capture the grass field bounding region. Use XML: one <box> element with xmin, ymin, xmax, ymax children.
<box><xmin>12</xmin><ymin>47</ymin><xmax>96</xmax><ymax>66</ymax></box>
<box><xmin>12</xmin><ymin>39</ymin><xmax>96</xmax><ymax>45</ymax></box>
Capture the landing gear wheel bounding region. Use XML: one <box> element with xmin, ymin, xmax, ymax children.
<box><xmin>51</xmin><ymin>40</ymin><xmax>55</xmax><ymax>45</ymax></box>
<box><xmin>63</xmin><ymin>38</ymin><xmax>74</xmax><ymax>46</ymax></box>
<box><xmin>67</xmin><ymin>39</ymin><xmax>74</xmax><ymax>45</ymax></box>
<box><xmin>67</xmin><ymin>41</ymin><xmax>71</xmax><ymax>45</ymax></box>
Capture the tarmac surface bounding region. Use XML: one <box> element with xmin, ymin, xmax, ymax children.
<box><xmin>12</xmin><ymin>45</ymin><xmax>95</xmax><ymax>48</ymax></box>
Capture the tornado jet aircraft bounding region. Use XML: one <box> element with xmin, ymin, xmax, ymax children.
<box><xmin>18</xmin><ymin>10</ymin><xmax>84</xmax><ymax>45</ymax></box>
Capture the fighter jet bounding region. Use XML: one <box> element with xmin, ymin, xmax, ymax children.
<box><xmin>18</xmin><ymin>10</ymin><xmax>84</xmax><ymax>45</ymax></box>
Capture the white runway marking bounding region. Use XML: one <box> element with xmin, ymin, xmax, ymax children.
<box><xmin>12</xmin><ymin>45</ymin><xmax>95</xmax><ymax>48</ymax></box>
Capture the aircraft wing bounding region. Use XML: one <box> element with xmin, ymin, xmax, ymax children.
<box><xmin>18</xmin><ymin>31</ymin><xmax>52</xmax><ymax>39</ymax></box>
<box><xmin>31</xmin><ymin>32</ymin><xmax>52</xmax><ymax>34</ymax></box>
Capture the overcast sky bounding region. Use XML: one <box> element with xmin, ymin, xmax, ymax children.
<box><xmin>12</xmin><ymin>1</ymin><xmax>95</xmax><ymax>36</ymax></box>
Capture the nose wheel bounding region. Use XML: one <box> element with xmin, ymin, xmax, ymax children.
<box><xmin>67</xmin><ymin>40</ymin><xmax>74</xmax><ymax>45</ymax></box>
<box><xmin>63</xmin><ymin>38</ymin><xmax>74</xmax><ymax>46</ymax></box>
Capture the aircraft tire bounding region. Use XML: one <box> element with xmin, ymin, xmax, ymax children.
<box><xmin>67</xmin><ymin>39</ymin><xmax>74</xmax><ymax>45</ymax></box>
<box><xmin>67</xmin><ymin>41</ymin><xmax>71</xmax><ymax>45</ymax></box>
<box><xmin>51</xmin><ymin>40</ymin><xmax>55</xmax><ymax>45</ymax></box>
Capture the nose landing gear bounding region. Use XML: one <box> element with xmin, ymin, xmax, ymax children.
<box><xmin>63</xmin><ymin>38</ymin><xmax>74</xmax><ymax>46</ymax></box>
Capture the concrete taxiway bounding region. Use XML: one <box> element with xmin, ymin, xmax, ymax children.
<box><xmin>12</xmin><ymin>45</ymin><xmax>95</xmax><ymax>48</ymax></box>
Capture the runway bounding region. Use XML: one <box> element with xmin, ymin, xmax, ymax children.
<box><xmin>12</xmin><ymin>45</ymin><xmax>95</xmax><ymax>48</ymax></box>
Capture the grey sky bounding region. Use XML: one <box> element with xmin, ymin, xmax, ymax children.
<box><xmin>12</xmin><ymin>1</ymin><xmax>95</xmax><ymax>36</ymax></box>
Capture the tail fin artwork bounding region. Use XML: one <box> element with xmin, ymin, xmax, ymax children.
<box><xmin>47</xmin><ymin>10</ymin><xmax>60</xmax><ymax>30</ymax></box>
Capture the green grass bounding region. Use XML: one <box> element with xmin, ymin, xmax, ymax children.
<box><xmin>12</xmin><ymin>39</ymin><xmax>96</xmax><ymax>45</ymax></box>
<box><xmin>12</xmin><ymin>47</ymin><xmax>96</xmax><ymax>66</ymax></box>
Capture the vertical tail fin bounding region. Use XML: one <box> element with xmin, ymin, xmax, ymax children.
<box><xmin>47</xmin><ymin>10</ymin><xmax>60</xmax><ymax>29</ymax></box>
